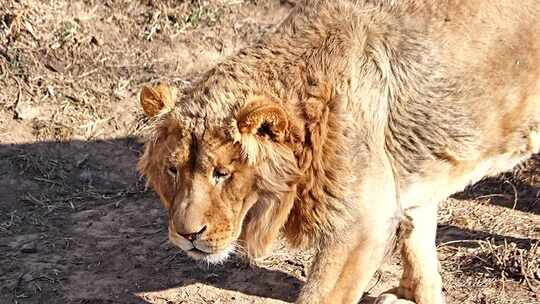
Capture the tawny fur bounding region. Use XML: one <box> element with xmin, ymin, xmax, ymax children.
<box><xmin>138</xmin><ymin>1</ymin><xmax>540</xmax><ymax>303</ymax></box>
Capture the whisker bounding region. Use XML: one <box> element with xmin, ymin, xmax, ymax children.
<box><xmin>231</xmin><ymin>241</ymin><xmax>248</xmax><ymax>257</ymax></box>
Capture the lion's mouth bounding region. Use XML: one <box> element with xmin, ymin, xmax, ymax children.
<box><xmin>189</xmin><ymin>247</ymin><xmax>210</xmax><ymax>255</ymax></box>
<box><xmin>185</xmin><ymin>245</ymin><xmax>234</xmax><ymax>264</ymax></box>
<box><xmin>168</xmin><ymin>230</ymin><xmax>234</xmax><ymax>264</ymax></box>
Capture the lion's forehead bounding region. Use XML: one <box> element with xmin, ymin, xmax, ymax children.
<box><xmin>160</xmin><ymin>129</ymin><xmax>239</xmax><ymax>166</ymax></box>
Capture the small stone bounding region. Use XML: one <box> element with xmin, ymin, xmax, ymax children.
<box><xmin>20</xmin><ymin>243</ymin><xmax>37</xmax><ymax>254</ymax></box>
<box><xmin>15</xmin><ymin>102</ymin><xmax>40</xmax><ymax>120</ymax></box>
<box><xmin>90</xmin><ymin>36</ymin><xmax>103</xmax><ymax>46</ymax></box>
<box><xmin>46</xmin><ymin>86</ymin><xmax>55</xmax><ymax>97</ymax></box>
<box><xmin>21</xmin><ymin>273</ymin><xmax>34</xmax><ymax>282</ymax></box>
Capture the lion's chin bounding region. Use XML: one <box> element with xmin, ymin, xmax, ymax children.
<box><xmin>185</xmin><ymin>246</ymin><xmax>234</xmax><ymax>264</ymax></box>
<box><xmin>168</xmin><ymin>233</ymin><xmax>235</xmax><ymax>264</ymax></box>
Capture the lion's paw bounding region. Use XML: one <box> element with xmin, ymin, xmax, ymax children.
<box><xmin>373</xmin><ymin>294</ymin><xmax>416</xmax><ymax>304</ymax></box>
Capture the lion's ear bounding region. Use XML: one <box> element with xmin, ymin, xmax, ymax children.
<box><xmin>140</xmin><ymin>83</ymin><xmax>175</xmax><ymax>117</ymax></box>
<box><xmin>236</xmin><ymin>96</ymin><xmax>289</xmax><ymax>142</ymax></box>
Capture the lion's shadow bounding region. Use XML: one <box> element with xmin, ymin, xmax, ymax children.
<box><xmin>451</xmin><ymin>157</ymin><xmax>540</xmax><ymax>215</ymax></box>
<box><xmin>0</xmin><ymin>138</ymin><xmax>302</xmax><ymax>304</ymax></box>
<box><xmin>134</xmin><ymin>253</ymin><xmax>303</xmax><ymax>303</ymax></box>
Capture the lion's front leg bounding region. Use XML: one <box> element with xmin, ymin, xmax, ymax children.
<box><xmin>296</xmin><ymin>217</ymin><xmax>398</xmax><ymax>304</ymax></box>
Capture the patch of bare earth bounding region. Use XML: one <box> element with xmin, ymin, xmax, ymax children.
<box><xmin>0</xmin><ymin>1</ymin><xmax>538</xmax><ymax>303</ymax></box>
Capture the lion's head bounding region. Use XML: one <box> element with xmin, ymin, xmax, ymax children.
<box><xmin>137</xmin><ymin>83</ymin><xmax>305</xmax><ymax>263</ymax></box>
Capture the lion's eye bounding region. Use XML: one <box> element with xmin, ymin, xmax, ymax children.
<box><xmin>167</xmin><ymin>167</ymin><xmax>178</xmax><ymax>178</ymax></box>
<box><xmin>213</xmin><ymin>168</ymin><xmax>230</xmax><ymax>184</ymax></box>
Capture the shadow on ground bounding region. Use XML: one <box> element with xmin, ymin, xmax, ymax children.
<box><xmin>0</xmin><ymin>138</ymin><xmax>301</xmax><ymax>303</ymax></box>
<box><xmin>453</xmin><ymin>166</ymin><xmax>540</xmax><ymax>215</ymax></box>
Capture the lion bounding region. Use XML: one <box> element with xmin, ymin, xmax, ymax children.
<box><xmin>137</xmin><ymin>1</ymin><xmax>540</xmax><ymax>303</ymax></box>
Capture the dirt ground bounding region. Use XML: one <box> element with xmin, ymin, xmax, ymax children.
<box><xmin>0</xmin><ymin>1</ymin><xmax>539</xmax><ymax>303</ymax></box>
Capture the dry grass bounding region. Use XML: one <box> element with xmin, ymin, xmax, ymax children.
<box><xmin>444</xmin><ymin>240</ymin><xmax>539</xmax><ymax>291</ymax></box>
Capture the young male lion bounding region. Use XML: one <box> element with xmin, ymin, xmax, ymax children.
<box><xmin>137</xmin><ymin>1</ymin><xmax>540</xmax><ymax>303</ymax></box>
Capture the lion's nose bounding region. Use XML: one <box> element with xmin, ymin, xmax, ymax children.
<box><xmin>178</xmin><ymin>225</ymin><xmax>207</xmax><ymax>242</ymax></box>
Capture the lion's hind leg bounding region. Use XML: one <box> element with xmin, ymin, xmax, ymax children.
<box><xmin>376</xmin><ymin>202</ymin><xmax>444</xmax><ymax>304</ymax></box>
<box><xmin>398</xmin><ymin>203</ymin><xmax>444</xmax><ymax>304</ymax></box>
